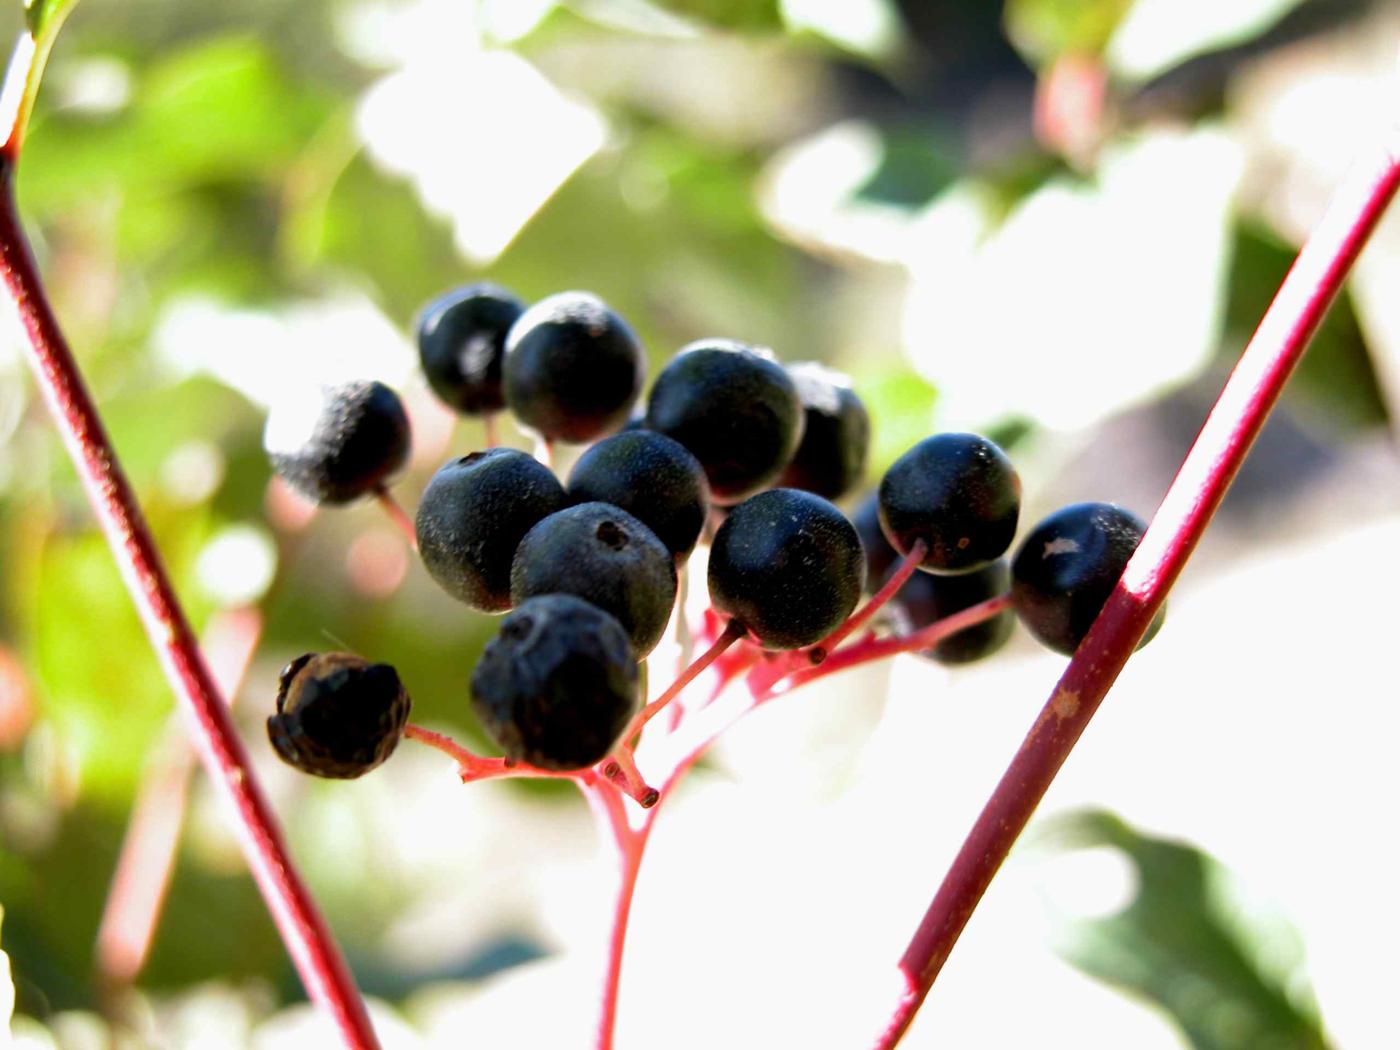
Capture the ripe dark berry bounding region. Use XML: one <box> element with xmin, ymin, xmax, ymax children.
<box><xmin>645</xmin><ymin>340</ymin><xmax>804</xmax><ymax>504</ymax></box>
<box><xmin>416</xmin><ymin>449</ymin><xmax>567</xmax><ymax>611</ymax></box>
<box><xmin>1010</xmin><ymin>502</ymin><xmax>1165</xmax><ymax>656</ymax></box>
<box><xmin>778</xmin><ymin>363</ymin><xmax>870</xmax><ymax>501</ymax></box>
<box><xmin>416</xmin><ymin>283</ymin><xmax>525</xmax><ymax>415</ymax></box>
<box><xmin>567</xmin><ymin>431</ymin><xmax>710</xmax><ymax>558</ymax></box>
<box><xmin>267</xmin><ymin>653</ymin><xmax>411</xmax><ymax>779</ymax></box>
<box><xmin>852</xmin><ymin>492</ymin><xmax>900</xmax><ymax>595</ymax></box>
<box><xmin>503</xmin><ymin>291</ymin><xmax>646</xmax><ymax>443</ymax></box>
<box><xmin>890</xmin><ymin>561</ymin><xmax>1015</xmax><ymax>666</ymax></box>
<box><xmin>708</xmin><ymin>488</ymin><xmax>865</xmax><ymax>649</ymax></box>
<box><xmin>264</xmin><ymin>380</ymin><xmax>410</xmax><ymax>504</ymax></box>
<box><xmin>511</xmin><ymin>503</ymin><xmax>677</xmax><ymax>656</ymax></box>
<box><xmin>471</xmin><ymin>595</ymin><xmax>640</xmax><ymax>771</ymax></box>
<box><xmin>878</xmin><ymin>433</ymin><xmax>1020</xmax><ymax>575</ymax></box>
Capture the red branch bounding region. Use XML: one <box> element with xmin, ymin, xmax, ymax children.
<box><xmin>871</xmin><ymin>136</ymin><xmax>1400</xmax><ymax>1048</ymax></box>
<box><xmin>0</xmin><ymin>181</ymin><xmax>380</xmax><ymax>1047</ymax></box>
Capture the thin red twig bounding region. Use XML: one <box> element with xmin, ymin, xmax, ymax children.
<box><xmin>373</xmin><ymin>486</ymin><xmax>417</xmax><ymax>550</ymax></box>
<box><xmin>402</xmin><ymin>724</ymin><xmax>583</xmax><ymax>784</ymax></box>
<box><xmin>631</xmin><ymin>617</ymin><xmax>746</xmax><ymax>735</ymax></box>
<box><xmin>809</xmin><ymin>540</ymin><xmax>926</xmax><ymax>664</ymax></box>
<box><xmin>0</xmin><ymin>183</ymin><xmax>380</xmax><ymax>1047</ymax></box>
<box><xmin>870</xmin><ymin>134</ymin><xmax>1400</xmax><ymax>1049</ymax></box>
<box><xmin>96</xmin><ymin>607</ymin><xmax>263</xmax><ymax>987</ymax></box>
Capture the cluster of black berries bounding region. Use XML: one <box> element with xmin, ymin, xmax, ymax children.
<box><xmin>262</xmin><ymin>283</ymin><xmax>1162</xmax><ymax>781</ymax></box>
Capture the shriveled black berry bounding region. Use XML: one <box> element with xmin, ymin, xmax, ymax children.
<box><xmin>708</xmin><ymin>488</ymin><xmax>865</xmax><ymax>649</ymax></box>
<box><xmin>853</xmin><ymin>492</ymin><xmax>900</xmax><ymax>596</ymax></box>
<box><xmin>503</xmin><ymin>292</ymin><xmax>645</xmax><ymax>443</ymax></box>
<box><xmin>264</xmin><ymin>380</ymin><xmax>410</xmax><ymax>504</ymax></box>
<box><xmin>511</xmin><ymin>503</ymin><xmax>677</xmax><ymax>656</ymax></box>
<box><xmin>471</xmin><ymin>595</ymin><xmax>640</xmax><ymax>771</ymax></box>
<box><xmin>878</xmin><ymin>433</ymin><xmax>1020</xmax><ymax>575</ymax></box>
<box><xmin>416</xmin><ymin>448</ymin><xmax>567</xmax><ymax>611</ymax></box>
<box><xmin>890</xmin><ymin>561</ymin><xmax>1015</xmax><ymax>666</ymax></box>
<box><xmin>645</xmin><ymin>340</ymin><xmax>804</xmax><ymax>504</ymax></box>
<box><xmin>1011</xmin><ymin>502</ymin><xmax>1165</xmax><ymax>656</ymax></box>
<box><xmin>567</xmin><ymin>431</ymin><xmax>710</xmax><ymax>558</ymax></box>
<box><xmin>778</xmin><ymin>363</ymin><xmax>870</xmax><ymax>501</ymax></box>
<box><xmin>267</xmin><ymin>653</ymin><xmax>411</xmax><ymax>779</ymax></box>
<box><xmin>416</xmin><ymin>283</ymin><xmax>525</xmax><ymax>415</ymax></box>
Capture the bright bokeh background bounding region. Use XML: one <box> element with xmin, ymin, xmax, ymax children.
<box><xmin>1</xmin><ymin>0</ymin><xmax>1398</xmax><ymax>1046</ymax></box>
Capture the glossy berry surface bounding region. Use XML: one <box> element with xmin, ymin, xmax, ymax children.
<box><xmin>852</xmin><ymin>492</ymin><xmax>900</xmax><ymax>595</ymax></box>
<box><xmin>567</xmin><ymin>431</ymin><xmax>710</xmax><ymax>558</ymax></box>
<box><xmin>645</xmin><ymin>339</ymin><xmax>804</xmax><ymax>504</ymax></box>
<box><xmin>416</xmin><ymin>283</ymin><xmax>525</xmax><ymax>415</ymax></box>
<box><xmin>471</xmin><ymin>595</ymin><xmax>640</xmax><ymax>771</ymax></box>
<box><xmin>890</xmin><ymin>561</ymin><xmax>1015</xmax><ymax>666</ymax></box>
<box><xmin>708</xmin><ymin>488</ymin><xmax>865</xmax><ymax>649</ymax></box>
<box><xmin>511</xmin><ymin>502</ymin><xmax>677</xmax><ymax>656</ymax></box>
<box><xmin>778</xmin><ymin>362</ymin><xmax>870</xmax><ymax>501</ymax></box>
<box><xmin>264</xmin><ymin>380</ymin><xmax>410</xmax><ymax>505</ymax></box>
<box><xmin>416</xmin><ymin>448</ymin><xmax>567</xmax><ymax>611</ymax></box>
<box><xmin>1011</xmin><ymin>502</ymin><xmax>1164</xmax><ymax>656</ymax></box>
<box><xmin>503</xmin><ymin>291</ymin><xmax>646</xmax><ymax>443</ymax></box>
<box><xmin>267</xmin><ymin>653</ymin><xmax>411</xmax><ymax>779</ymax></box>
<box><xmin>878</xmin><ymin>433</ymin><xmax>1020</xmax><ymax>575</ymax></box>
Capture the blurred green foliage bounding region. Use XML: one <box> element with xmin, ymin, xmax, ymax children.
<box><xmin>0</xmin><ymin>0</ymin><xmax>1391</xmax><ymax>1042</ymax></box>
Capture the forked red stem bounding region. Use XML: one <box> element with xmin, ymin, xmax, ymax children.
<box><xmin>0</xmin><ymin>181</ymin><xmax>380</xmax><ymax>1047</ymax></box>
<box><xmin>870</xmin><ymin>131</ymin><xmax>1400</xmax><ymax>1049</ymax></box>
<box><xmin>808</xmin><ymin>540</ymin><xmax>926</xmax><ymax>664</ymax></box>
<box><xmin>632</xmin><ymin>618</ymin><xmax>746</xmax><ymax>735</ymax></box>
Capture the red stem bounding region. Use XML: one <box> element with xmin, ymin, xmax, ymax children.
<box><xmin>96</xmin><ymin>607</ymin><xmax>263</xmax><ymax>987</ymax></box>
<box><xmin>871</xmin><ymin>136</ymin><xmax>1400</xmax><ymax>1048</ymax></box>
<box><xmin>0</xmin><ymin>181</ymin><xmax>380</xmax><ymax>1047</ymax></box>
<box><xmin>809</xmin><ymin>540</ymin><xmax>926</xmax><ymax>664</ymax></box>
<box><xmin>403</xmin><ymin>724</ymin><xmax>582</xmax><ymax>784</ymax></box>
<box><xmin>633</xmin><ymin>617</ymin><xmax>746</xmax><ymax>733</ymax></box>
<box><xmin>373</xmin><ymin>486</ymin><xmax>417</xmax><ymax>550</ymax></box>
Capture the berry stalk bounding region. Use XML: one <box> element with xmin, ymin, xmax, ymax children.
<box><xmin>870</xmin><ymin>131</ymin><xmax>1400</xmax><ymax>1048</ymax></box>
<box><xmin>373</xmin><ymin>486</ymin><xmax>418</xmax><ymax>550</ymax></box>
<box><xmin>807</xmin><ymin>539</ymin><xmax>926</xmax><ymax>664</ymax></box>
<box><xmin>0</xmin><ymin>182</ymin><xmax>381</xmax><ymax>1047</ymax></box>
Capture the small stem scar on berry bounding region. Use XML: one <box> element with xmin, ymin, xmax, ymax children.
<box><xmin>869</xmin><ymin>128</ymin><xmax>1400</xmax><ymax>1050</ymax></box>
<box><xmin>0</xmin><ymin>182</ymin><xmax>380</xmax><ymax>1048</ymax></box>
<box><xmin>809</xmin><ymin>539</ymin><xmax>926</xmax><ymax>665</ymax></box>
<box><xmin>373</xmin><ymin>486</ymin><xmax>418</xmax><ymax>550</ymax></box>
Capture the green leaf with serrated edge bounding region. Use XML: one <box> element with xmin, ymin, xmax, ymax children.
<box><xmin>1041</xmin><ymin>811</ymin><xmax>1330</xmax><ymax>1050</ymax></box>
<box><xmin>1004</xmin><ymin>0</ymin><xmax>1133</xmax><ymax>67</ymax></box>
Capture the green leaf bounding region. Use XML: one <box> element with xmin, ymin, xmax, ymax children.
<box><xmin>1044</xmin><ymin>810</ymin><xmax>1330</xmax><ymax>1050</ymax></box>
<box><xmin>647</xmin><ymin>0</ymin><xmax>783</xmax><ymax>32</ymax></box>
<box><xmin>0</xmin><ymin>905</ymin><xmax>13</xmax><ymax>1031</ymax></box>
<box><xmin>1004</xmin><ymin>0</ymin><xmax>1133</xmax><ymax>66</ymax></box>
<box><xmin>24</xmin><ymin>0</ymin><xmax>77</xmax><ymax>44</ymax></box>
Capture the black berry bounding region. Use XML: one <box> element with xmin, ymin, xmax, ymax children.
<box><xmin>645</xmin><ymin>340</ymin><xmax>804</xmax><ymax>504</ymax></box>
<box><xmin>511</xmin><ymin>503</ymin><xmax>677</xmax><ymax>656</ymax></box>
<box><xmin>878</xmin><ymin>433</ymin><xmax>1020</xmax><ymax>574</ymax></box>
<box><xmin>778</xmin><ymin>362</ymin><xmax>870</xmax><ymax>501</ymax></box>
<box><xmin>471</xmin><ymin>595</ymin><xmax>640</xmax><ymax>771</ymax></box>
<box><xmin>416</xmin><ymin>283</ymin><xmax>525</xmax><ymax>415</ymax></box>
<box><xmin>890</xmin><ymin>561</ymin><xmax>1015</xmax><ymax>666</ymax></box>
<box><xmin>503</xmin><ymin>291</ymin><xmax>646</xmax><ymax>443</ymax></box>
<box><xmin>708</xmin><ymin>488</ymin><xmax>865</xmax><ymax>649</ymax></box>
<box><xmin>264</xmin><ymin>380</ymin><xmax>411</xmax><ymax>504</ymax></box>
<box><xmin>852</xmin><ymin>492</ymin><xmax>900</xmax><ymax>595</ymax></box>
<box><xmin>567</xmin><ymin>431</ymin><xmax>710</xmax><ymax>558</ymax></box>
<box><xmin>416</xmin><ymin>448</ymin><xmax>567</xmax><ymax>611</ymax></box>
<box><xmin>267</xmin><ymin>653</ymin><xmax>411</xmax><ymax>779</ymax></box>
<box><xmin>1011</xmin><ymin>502</ymin><xmax>1164</xmax><ymax>656</ymax></box>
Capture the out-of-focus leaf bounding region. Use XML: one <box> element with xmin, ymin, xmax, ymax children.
<box><xmin>1044</xmin><ymin>810</ymin><xmax>1329</xmax><ymax>1050</ymax></box>
<box><xmin>1</xmin><ymin>905</ymin><xmax>13</xmax><ymax>1029</ymax></box>
<box><xmin>1004</xmin><ymin>0</ymin><xmax>1133</xmax><ymax>67</ymax></box>
<box><xmin>647</xmin><ymin>0</ymin><xmax>782</xmax><ymax>32</ymax></box>
<box><xmin>780</xmin><ymin>0</ymin><xmax>902</xmax><ymax>61</ymax></box>
<box><xmin>845</xmin><ymin>357</ymin><xmax>936</xmax><ymax>479</ymax></box>
<box><xmin>1107</xmin><ymin>0</ymin><xmax>1308</xmax><ymax>83</ymax></box>
<box><xmin>1224</xmin><ymin>223</ymin><xmax>1386</xmax><ymax>433</ymax></box>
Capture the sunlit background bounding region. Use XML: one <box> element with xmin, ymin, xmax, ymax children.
<box><xmin>1</xmin><ymin>0</ymin><xmax>1399</xmax><ymax>1046</ymax></box>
